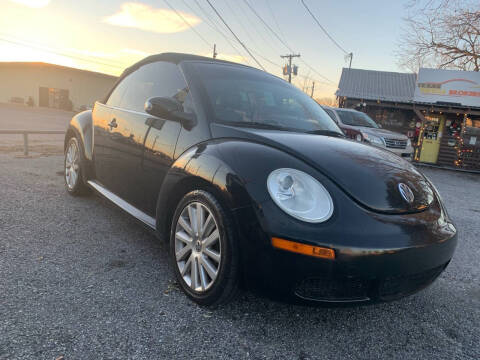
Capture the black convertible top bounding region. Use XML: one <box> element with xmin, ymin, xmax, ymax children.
<box><xmin>102</xmin><ymin>52</ymin><xmax>249</xmax><ymax>103</ymax></box>
<box><xmin>122</xmin><ymin>52</ymin><xmax>249</xmax><ymax>78</ymax></box>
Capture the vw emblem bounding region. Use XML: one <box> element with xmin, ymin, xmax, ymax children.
<box><xmin>398</xmin><ymin>183</ymin><xmax>414</xmax><ymax>203</ymax></box>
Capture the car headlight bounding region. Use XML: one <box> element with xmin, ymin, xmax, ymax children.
<box><xmin>362</xmin><ymin>132</ymin><xmax>384</xmax><ymax>146</ymax></box>
<box><xmin>267</xmin><ymin>168</ymin><xmax>334</xmax><ymax>223</ymax></box>
<box><xmin>407</xmin><ymin>138</ymin><xmax>412</xmax><ymax>147</ymax></box>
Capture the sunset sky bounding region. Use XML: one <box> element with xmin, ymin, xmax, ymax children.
<box><xmin>1</xmin><ymin>0</ymin><xmax>408</xmax><ymax>97</ymax></box>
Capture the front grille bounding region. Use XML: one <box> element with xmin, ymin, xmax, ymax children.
<box><xmin>294</xmin><ymin>263</ymin><xmax>448</xmax><ymax>303</ymax></box>
<box><xmin>384</xmin><ymin>138</ymin><xmax>407</xmax><ymax>149</ymax></box>
<box><xmin>295</xmin><ymin>277</ymin><xmax>369</xmax><ymax>302</ymax></box>
<box><xmin>379</xmin><ymin>264</ymin><xmax>446</xmax><ymax>300</ymax></box>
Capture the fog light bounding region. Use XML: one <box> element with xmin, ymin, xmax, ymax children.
<box><xmin>271</xmin><ymin>237</ymin><xmax>335</xmax><ymax>260</ymax></box>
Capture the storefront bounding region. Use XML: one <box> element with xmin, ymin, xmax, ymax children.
<box><xmin>336</xmin><ymin>67</ymin><xmax>480</xmax><ymax>171</ymax></box>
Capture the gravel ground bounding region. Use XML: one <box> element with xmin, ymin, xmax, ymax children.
<box><xmin>0</xmin><ymin>154</ymin><xmax>479</xmax><ymax>360</ymax></box>
<box><xmin>0</xmin><ymin>104</ymin><xmax>72</xmax><ymax>154</ymax></box>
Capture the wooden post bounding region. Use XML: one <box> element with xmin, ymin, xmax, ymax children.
<box><xmin>23</xmin><ymin>133</ymin><xmax>28</xmax><ymax>156</ymax></box>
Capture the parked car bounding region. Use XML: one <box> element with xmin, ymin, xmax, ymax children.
<box><xmin>64</xmin><ymin>53</ymin><xmax>456</xmax><ymax>306</ymax></box>
<box><xmin>323</xmin><ymin>106</ymin><xmax>413</xmax><ymax>160</ymax></box>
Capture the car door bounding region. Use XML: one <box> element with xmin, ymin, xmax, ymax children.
<box><xmin>93</xmin><ymin>62</ymin><xmax>166</xmax><ymax>209</ymax></box>
<box><xmin>92</xmin><ymin>75</ymin><xmax>129</xmax><ymax>189</ymax></box>
<box><xmin>139</xmin><ymin>62</ymin><xmax>193</xmax><ymax>216</ymax></box>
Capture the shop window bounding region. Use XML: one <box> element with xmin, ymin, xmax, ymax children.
<box><xmin>465</xmin><ymin>117</ymin><xmax>480</xmax><ymax>129</ymax></box>
<box><xmin>369</xmin><ymin>108</ymin><xmax>414</xmax><ymax>136</ymax></box>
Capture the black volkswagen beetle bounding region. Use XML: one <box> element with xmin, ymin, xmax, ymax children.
<box><xmin>64</xmin><ymin>53</ymin><xmax>457</xmax><ymax>306</ymax></box>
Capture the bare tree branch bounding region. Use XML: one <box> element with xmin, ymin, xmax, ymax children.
<box><xmin>396</xmin><ymin>0</ymin><xmax>480</xmax><ymax>72</ymax></box>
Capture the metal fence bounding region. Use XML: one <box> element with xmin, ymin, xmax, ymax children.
<box><xmin>0</xmin><ymin>130</ymin><xmax>65</xmax><ymax>156</ymax></box>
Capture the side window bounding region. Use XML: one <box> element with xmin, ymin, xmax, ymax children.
<box><xmin>106</xmin><ymin>78</ymin><xmax>129</xmax><ymax>107</ymax></box>
<box><xmin>117</xmin><ymin>61</ymin><xmax>190</xmax><ymax>113</ymax></box>
<box><xmin>325</xmin><ymin>109</ymin><xmax>338</xmax><ymax>123</ymax></box>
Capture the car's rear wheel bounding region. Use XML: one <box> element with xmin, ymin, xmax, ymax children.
<box><xmin>170</xmin><ymin>190</ymin><xmax>240</xmax><ymax>306</ymax></box>
<box><xmin>64</xmin><ymin>136</ymin><xmax>88</xmax><ymax>196</ymax></box>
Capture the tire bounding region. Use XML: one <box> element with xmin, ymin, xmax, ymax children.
<box><xmin>64</xmin><ymin>135</ymin><xmax>89</xmax><ymax>196</ymax></box>
<box><xmin>170</xmin><ymin>190</ymin><xmax>240</xmax><ymax>306</ymax></box>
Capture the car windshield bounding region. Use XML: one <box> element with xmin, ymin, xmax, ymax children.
<box><xmin>336</xmin><ymin>110</ymin><xmax>379</xmax><ymax>128</ymax></box>
<box><xmin>189</xmin><ymin>62</ymin><xmax>342</xmax><ymax>134</ymax></box>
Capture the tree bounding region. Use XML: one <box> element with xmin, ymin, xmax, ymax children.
<box><xmin>397</xmin><ymin>0</ymin><xmax>480</xmax><ymax>72</ymax></box>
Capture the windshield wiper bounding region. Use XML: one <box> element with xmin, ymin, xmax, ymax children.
<box><xmin>306</xmin><ymin>129</ymin><xmax>345</xmax><ymax>138</ymax></box>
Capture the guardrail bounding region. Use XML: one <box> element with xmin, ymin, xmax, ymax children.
<box><xmin>0</xmin><ymin>129</ymin><xmax>65</xmax><ymax>156</ymax></box>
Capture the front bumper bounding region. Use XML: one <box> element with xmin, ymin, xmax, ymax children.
<box><xmin>235</xmin><ymin>195</ymin><xmax>457</xmax><ymax>304</ymax></box>
<box><xmin>259</xmin><ymin>234</ymin><xmax>456</xmax><ymax>303</ymax></box>
<box><xmin>387</xmin><ymin>145</ymin><xmax>414</xmax><ymax>160</ymax></box>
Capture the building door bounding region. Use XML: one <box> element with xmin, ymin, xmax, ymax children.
<box><xmin>39</xmin><ymin>87</ymin><xmax>49</xmax><ymax>107</ymax></box>
<box><xmin>419</xmin><ymin>114</ymin><xmax>445</xmax><ymax>164</ymax></box>
<box><xmin>39</xmin><ymin>87</ymin><xmax>70</xmax><ymax>109</ymax></box>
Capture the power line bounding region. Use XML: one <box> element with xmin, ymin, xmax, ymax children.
<box><xmin>297</xmin><ymin>59</ymin><xmax>335</xmax><ymax>84</ymax></box>
<box><xmin>0</xmin><ymin>37</ymin><xmax>127</xmax><ymax>70</ymax></box>
<box><xmin>193</xmin><ymin>0</ymin><xmax>228</xmax><ymax>37</ymax></box>
<box><xmin>300</xmin><ymin>0</ymin><xmax>349</xmax><ymax>55</ymax></box>
<box><xmin>205</xmin><ymin>0</ymin><xmax>266</xmax><ymax>71</ymax></box>
<box><xmin>242</xmin><ymin>0</ymin><xmax>336</xmax><ymax>84</ymax></box>
<box><xmin>243</xmin><ymin>0</ymin><xmax>294</xmax><ymax>53</ymax></box>
<box><xmin>158</xmin><ymin>2</ymin><xmax>332</xmax><ymax>89</ymax></box>
<box><xmin>186</xmin><ymin>0</ymin><xmax>333</xmax><ymax>87</ymax></box>
<box><xmin>265</xmin><ymin>0</ymin><xmax>286</xmax><ymax>41</ymax></box>
<box><xmin>223</xmin><ymin>0</ymin><xmax>260</xmax><ymax>49</ymax></box>
<box><xmin>190</xmin><ymin>0</ymin><xmax>252</xmax><ymax>65</ymax></box>
<box><xmin>234</xmin><ymin>0</ymin><xmax>284</xmax><ymax>55</ymax></box>
<box><xmin>162</xmin><ymin>0</ymin><xmax>212</xmax><ymax>48</ymax></box>
<box><xmin>248</xmin><ymin>50</ymin><xmax>331</xmax><ymax>86</ymax></box>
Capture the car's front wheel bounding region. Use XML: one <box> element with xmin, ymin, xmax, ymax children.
<box><xmin>170</xmin><ymin>190</ymin><xmax>240</xmax><ymax>306</ymax></box>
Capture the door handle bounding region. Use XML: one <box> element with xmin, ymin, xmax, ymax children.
<box><xmin>108</xmin><ymin>118</ymin><xmax>117</xmax><ymax>129</ymax></box>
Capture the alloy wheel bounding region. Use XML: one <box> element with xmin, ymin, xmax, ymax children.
<box><xmin>65</xmin><ymin>140</ymin><xmax>79</xmax><ymax>190</ymax></box>
<box><xmin>174</xmin><ymin>202</ymin><xmax>221</xmax><ymax>292</ymax></box>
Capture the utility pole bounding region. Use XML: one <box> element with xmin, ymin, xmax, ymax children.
<box><xmin>281</xmin><ymin>54</ymin><xmax>300</xmax><ymax>83</ymax></box>
<box><xmin>213</xmin><ymin>44</ymin><xmax>218</xmax><ymax>59</ymax></box>
<box><xmin>348</xmin><ymin>52</ymin><xmax>353</xmax><ymax>69</ymax></box>
<box><xmin>311</xmin><ymin>81</ymin><xmax>315</xmax><ymax>98</ymax></box>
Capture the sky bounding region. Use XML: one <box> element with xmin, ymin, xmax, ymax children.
<box><xmin>0</xmin><ymin>0</ymin><xmax>409</xmax><ymax>98</ymax></box>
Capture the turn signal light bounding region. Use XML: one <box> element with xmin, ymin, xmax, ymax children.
<box><xmin>271</xmin><ymin>237</ymin><xmax>335</xmax><ymax>260</ymax></box>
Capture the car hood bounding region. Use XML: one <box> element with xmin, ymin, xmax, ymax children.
<box><xmin>356</xmin><ymin>127</ymin><xmax>408</xmax><ymax>140</ymax></box>
<box><xmin>212</xmin><ymin>123</ymin><xmax>434</xmax><ymax>214</ymax></box>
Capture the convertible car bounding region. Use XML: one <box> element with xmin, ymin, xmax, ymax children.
<box><xmin>64</xmin><ymin>53</ymin><xmax>457</xmax><ymax>306</ymax></box>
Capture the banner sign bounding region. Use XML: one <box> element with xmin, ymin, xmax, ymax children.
<box><xmin>414</xmin><ymin>68</ymin><xmax>480</xmax><ymax>108</ymax></box>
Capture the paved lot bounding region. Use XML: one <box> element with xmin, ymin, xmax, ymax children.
<box><xmin>0</xmin><ymin>153</ymin><xmax>479</xmax><ymax>360</ymax></box>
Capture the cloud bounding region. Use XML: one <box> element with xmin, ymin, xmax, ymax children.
<box><xmin>103</xmin><ymin>3</ymin><xmax>201</xmax><ymax>34</ymax></box>
<box><xmin>9</xmin><ymin>0</ymin><xmax>50</xmax><ymax>8</ymax></box>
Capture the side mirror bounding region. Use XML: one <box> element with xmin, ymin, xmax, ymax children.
<box><xmin>144</xmin><ymin>97</ymin><xmax>196</xmax><ymax>129</ymax></box>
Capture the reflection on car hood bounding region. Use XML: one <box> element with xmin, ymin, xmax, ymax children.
<box><xmin>357</xmin><ymin>127</ymin><xmax>408</xmax><ymax>140</ymax></box>
<box><xmin>212</xmin><ymin>123</ymin><xmax>433</xmax><ymax>214</ymax></box>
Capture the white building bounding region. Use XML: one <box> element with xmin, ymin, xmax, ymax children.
<box><xmin>0</xmin><ymin>62</ymin><xmax>118</xmax><ymax>111</ymax></box>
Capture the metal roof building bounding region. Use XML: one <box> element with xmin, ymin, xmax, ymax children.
<box><xmin>336</xmin><ymin>68</ymin><xmax>417</xmax><ymax>103</ymax></box>
<box><xmin>335</xmin><ymin>67</ymin><xmax>480</xmax><ymax>171</ymax></box>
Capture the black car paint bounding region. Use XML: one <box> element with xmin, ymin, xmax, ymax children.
<box><xmin>66</xmin><ymin>54</ymin><xmax>457</xmax><ymax>303</ymax></box>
